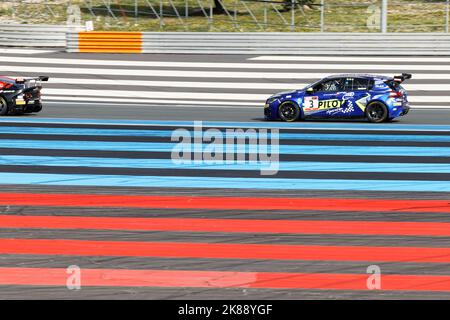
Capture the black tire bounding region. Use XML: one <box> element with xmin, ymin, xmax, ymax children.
<box><xmin>0</xmin><ymin>97</ymin><xmax>8</xmax><ymax>116</ymax></box>
<box><xmin>366</xmin><ymin>101</ymin><xmax>388</xmax><ymax>123</ymax></box>
<box><xmin>278</xmin><ymin>101</ymin><xmax>300</xmax><ymax>122</ymax></box>
<box><xmin>33</xmin><ymin>101</ymin><xmax>42</xmax><ymax>113</ymax></box>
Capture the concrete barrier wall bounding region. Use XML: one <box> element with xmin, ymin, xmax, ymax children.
<box><xmin>0</xmin><ymin>24</ymin><xmax>85</xmax><ymax>48</ymax></box>
<box><xmin>67</xmin><ymin>32</ymin><xmax>450</xmax><ymax>55</ymax></box>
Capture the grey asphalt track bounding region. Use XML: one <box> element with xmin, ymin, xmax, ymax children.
<box><xmin>40</xmin><ymin>102</ymin><xmax>450</xmax><ymax>124</ymax></box>
<box><xmin>0</xmin><ymin>52</ymin><xmax>450</xmax><ymax>299</ymax></box>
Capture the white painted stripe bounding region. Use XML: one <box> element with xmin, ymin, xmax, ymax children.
<box><xmin>44</xmin><ymin>95</ymin><xmax>261</xmax><ymax>106</ymax></box>
<box><xmin>42</xmin><ymin>88</ymin><xmax>450</xmax><ymax>104</ymax></box>
<box><xmin>412</xmin><ymin>105</ymin><xmax>450</xmax><ymax>109</ymax></box>
<box><xmin>408</xmin><ymin>96</ymin><xmax>450</xmax><ymax>103</ymax></box>
<box><xmin>48</xmin><ymin>78</ymin><xmax>302</xmax><ymax>90</ymax></box>
<box><xmin>250</xmin><ymin>55</ymin><xmax>450</xmax><ymax>63</ymax></box>
<box><xmin>46</xmin><ymin>77</ymin><xmax>450</xmax><ymax>91</ymax></box>
<box><xmin>3</xmin><ymin>55</ymin><xmax>450</xmax><ymax>71</ymax></box>
<box><xmin>45</xmin><ymin>101</ymin><xmax>261</xmax><ymax>109</ymax></box>
<box><xmin>44</xmin><ymin>99</ymin><xmax>450</xmax><ymax>110</ymax></box>
<box><xmin>0</xmin><ymin>49</ymin><xmax>56</xmax><ymax>55</ymax></box>
<box><xmin>43</xmin><ymin>88</ymin><xmax>263</xmax><ymax>101</ymax></box>
<box><xmin>4</xmin><ymin>65</ymin><xmax>450</xmax><ymax>80</ymax></box>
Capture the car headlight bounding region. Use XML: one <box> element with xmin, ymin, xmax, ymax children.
<box><xmin>266</xmin><ymin>97</ymin><xmax>279</xmax><ymax>105</ymax></box>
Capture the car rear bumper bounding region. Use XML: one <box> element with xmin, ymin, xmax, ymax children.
<box><xmin>12</xmin><ymin>99</ymin><xmax>42</xmax><ymax>113</ymax></box>
<box><xmin>400</xmin><ymin>104</ymin><xmax>410</xmax><ymax>116</ymax></box>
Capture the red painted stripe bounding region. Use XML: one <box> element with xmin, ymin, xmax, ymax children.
<box><xmin>1</xmin><ymin>215</ymin><xmax>450</xmax><ymax>237</ymax></box>
<box><xmin>0</xmin><ymin>192</ymin><xmax>448</xmax><ymax>213</ymax></box>
<box><xmin>0</xmin><ymin>267</ymin><xmax>450</xmax><ymax>291</ymax></box>
<box><xmin>1</xmin><ymin>238</ymin><xmax>450</xmax><ymax>263</ymax></box>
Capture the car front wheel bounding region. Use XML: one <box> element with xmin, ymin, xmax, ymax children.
<box><xmin>366</xmin><ymin>102</ymin><xmax>388</xmax><ymax>123</ymax></box>
<box><xmin>278</xmin><ymin>101</ymin><xmax>300</xmax><ymax>122</ymax></box>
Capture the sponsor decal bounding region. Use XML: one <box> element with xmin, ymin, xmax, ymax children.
<box><xmin>326</xmin><ymin>104</ymin><xmax>355</xmax><ymax>116</ymax></box>
<box><xmin>342</xmin><ymin>92</ymin><xmax>355</xmax><ymax>100</ymax></box>
<box><xmin>304</xmin><ymin>98</ymin><xmax>344</xmax><ymax>111</ymax></box>
<box><xmin>355</xmin><ymin>93</ymin><xmax>371</xmax><ymax>112</ymax></box>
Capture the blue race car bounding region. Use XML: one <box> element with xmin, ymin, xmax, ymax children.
<box><xmin>264</xmin><ymin>73</ymin><xmax>411</xmax><ymax>123</ymax></box>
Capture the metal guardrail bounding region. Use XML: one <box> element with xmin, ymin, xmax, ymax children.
<box><xmin>67</xmin><ymin>32</ymin><xmax>450</xmax><ymax>55</ymax></box>
<box><xmin>0</xmin><ymin>24</ymin><xmax>85</xmax><ymax>47</ymax></box>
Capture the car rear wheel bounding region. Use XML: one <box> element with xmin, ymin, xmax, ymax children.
<box><xmin>366</xmin><ymin>102</ymin><xmax>388</xmax><ymax>123</ymax></box>
<box><xmin>278</xmin><ymin>101</ymin><xmax>300</xmax><ymax>122</ymax></box>
<box><xmin>0</xmin><ymin>97</ymin><xmax>8</xmax><ymax>116</ymax></box>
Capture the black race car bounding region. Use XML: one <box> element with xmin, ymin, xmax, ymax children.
<box><xmin>0</xmin><ymin>76</ymin><xmax>48</xmax><ymax>116</ymax></box>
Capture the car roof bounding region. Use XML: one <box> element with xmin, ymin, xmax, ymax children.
<box><xmin>323</xmin><ymin>74</ymin><xmax>392</xmax><ymax>81</ymax></box>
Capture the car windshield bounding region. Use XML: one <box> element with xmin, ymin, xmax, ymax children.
<box><xmin>302</xmin><ymin>79</ymin><xmax>322</xmax><ymax>90</ymax></box>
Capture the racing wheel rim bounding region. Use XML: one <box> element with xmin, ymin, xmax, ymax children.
<box><xmin>278</xmin><ymin>102</ymin><xmax>299</xmax><ymax>122</ymax></box>
<box><xmin>366</xmin><ymin>102</ymin><xmax>387</xmax><ymax>123</ymax></box>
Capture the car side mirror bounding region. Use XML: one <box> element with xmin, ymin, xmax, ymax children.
<box><xmin>306</xmin><ymin>87</ymin><xmax>314</xmax><ymax>94</ymax></box>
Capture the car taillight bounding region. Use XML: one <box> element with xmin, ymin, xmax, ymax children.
<box><xmin>0</xmin><ymin>82</ymin><xmax>12</xmax><ymax>89</ymax></box>
<box><xmin>389</xmin><ymin>91</ymin><xmax>403</xmax><ymax>98</ymax></box>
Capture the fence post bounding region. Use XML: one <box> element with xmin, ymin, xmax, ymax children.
<box><xmin>446</xmin><ymin>0</ymin><xmax>449</xmax><ymax>33</ymax></box>
<box><xmin>135</xmin><ymin>0</ymin><xmax>138</xmax><ymax>24</ymax></box>
<box><xmin>234</xmin><ymin>0</ymin><xmax>237</xmax><ymax>25</ymax></box>
<box><xmin>381</xmin><ymin>0</ymin><xmax>387</xmax><ymax>33</ymax></box>
<box><xmin>291</xmin><ymin>0</ymin><xmax>295</xmax><ymax>31</ymax></box>
<box><xmin>210</xmin><ymin>0</ymin><xmax>214</xmax><ymax>28</ymax></box>
<box><xmin>264</xmin><ymin>1</ymin><xmax>268</xmax><ymax>30</ymax></box>
<box><xmin>160</xmin><ymin>0</ymin><xmax>164</xmax><ymax>30</ymax></box>
<box><xmin>320</xmin><ymin>0</ymin><xmax>324</xmax><ymax>32</ymax></box>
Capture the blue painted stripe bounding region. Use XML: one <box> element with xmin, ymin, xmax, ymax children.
<box><xmin>1</xmin><ymin>139</ymin><xmax>450</xmax><ymax>156</ymax></box>
<box><xmin>2</xmin><ymin>118</ymin><xmax>450</xmax><ymax>132</ymax></box>
<box><xmin>0</xmin><ymin>172</ymin><xmax>449</xmax><ymax>192</ymax></box>
<box><xmin>2</xmin><ymin>155</ymin><xmax>450</xmax><ymax>173</ymax></box>
<box><xmin>2</xmin><ymin>126</ymin><xmax>450</xmax><ymax>142</ymax></box>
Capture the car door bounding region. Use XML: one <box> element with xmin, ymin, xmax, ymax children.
<box><xmin>342</xmin><ymin>77</ymin><xmax>372</xmax><ymax>117</ymax></box>
<box><xmin>304</xmin><ymin>77</ymin><xmax>346</xmax><ymax>118</ymax></box>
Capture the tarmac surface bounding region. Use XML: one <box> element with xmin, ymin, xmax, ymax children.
<box><xmin>0</xmin><ymin>50</ymin><xmax>449</xmax><ymax>299</ymax></box>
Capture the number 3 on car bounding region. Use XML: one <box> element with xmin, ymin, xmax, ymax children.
<box><xmin>303</xmin><ymin>96</ymin><xmax>319</xmax><ymax>110</ymax></box>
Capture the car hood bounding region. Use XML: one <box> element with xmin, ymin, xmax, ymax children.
<box><xmin>269</xmin><ymin>90</ymin><xmax>298</xmax><ymax>99</ymax></box>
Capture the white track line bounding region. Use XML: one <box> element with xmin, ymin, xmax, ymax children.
<box><xmin>43</xmin><ymin>99</ymin><xmax>450</xmax><ymax>110</ymax></box>
<box><xmin>2</xmin><ymin>56</ymin><xmax>450</xmax><ymax>71</ymax></box>
<box><xmin>250</xmin><ymin>55</ymin><xmax>450</xmax><ymax>63</ymax></box>
<box><xmin>45</xmin><ymin>101</ymin><xmax>261</xmax><ymax>109</ymax></box>
<box><xmin>48</xmin><ymin>78</ymin><xmax>303</xmax><ymax>90</ymax></box>
<box><xmin>44</xmin><ymin>78</ymin><xmax>450</xmax><ymax>91</ymax></box>
<box><xmin>44</xmin><ymin>95</ymin><xmax>261</xmax><ymax>106</ymax></box>
<box><xmin>4</xmin><ymin>66</ymin><xmax>450</xmax><ymax>80</ymax></box>
<box><xmin>43</xmin><ymin>88</ymin><xmax>263</xmax><ymax>101</ymax></box>
<box><xmin>0</xmin><ymin>49</ymin><xmax>57</xmax><ymax>55</ymax></box>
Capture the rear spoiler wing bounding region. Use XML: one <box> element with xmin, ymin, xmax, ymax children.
<box><xmin>15</xmin><ymin>76</ymin><xmax>49</xmax><ymax>84</ymax></box>
<box><xmin>393</xmin><ymin>73</ymin><xmax>412</xmax><ymax>83</ymax></box>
